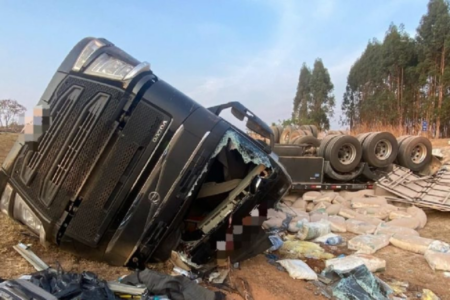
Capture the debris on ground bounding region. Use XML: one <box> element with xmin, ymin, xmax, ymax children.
<box><xmin>277</xmin><ymin>259</ymin><xmax>318</xmax><ymax>280</ymax></box>
<box><xmin>348</xmin><ymin>234</ymin><xmax>390</xmax><ymax>254</ymax></box>
<box><xmin>324</xmin><ymin>264</ymin><xmax>393</xmax><ymax>300</ymax></box>
<box><xmin>325</xmin><ymin>253</ymin><xmax>386</xmax><ymax>273</ymax></box>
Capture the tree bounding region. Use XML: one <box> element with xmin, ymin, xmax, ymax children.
<box><xmin>292</xmin><ymin>64</ymin><xmax>311</xmax><ymax>124</ymax></box>
<box><xmin>309</xmin><ymin>59</ymin><xmax>335</xmax><ymax>130</ymax></box>
<box><xmin>416</xmin><ymin>0</ymin><xmax>450</xmax><ymax>138</ymax></box>
<box><xmin>0</xmin><ymin>99</ymin><xmax>26</xmax><ymax>129</ymax></box>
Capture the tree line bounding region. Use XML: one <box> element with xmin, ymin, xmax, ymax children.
<box><xmin>341</xmin><ymin>0</ymin><xmax>450</xmax><ymax>138</ymax></box>
<box><xmin>290</xmin><ymin>59</ymin><xmax>335</xmax><ymax>130</ymax></box>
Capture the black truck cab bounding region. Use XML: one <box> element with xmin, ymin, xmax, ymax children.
<box><xmin>0</xmin><ymin>38</ymin><xmax>291</xmax><ymax>269</ymax></box>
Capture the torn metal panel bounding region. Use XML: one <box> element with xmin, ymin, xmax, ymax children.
<box><xmin>376</xmin><ymin>166</ymin><xmax>450</xmax><ymax>211</ymax></box>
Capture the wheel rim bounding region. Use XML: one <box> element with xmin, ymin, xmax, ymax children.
<box><xmin>411</xmin><ymin>143</ymin><xmax>427</xmax><ymax>163</ymax></box>
<box><xmin>374</xmin><ymin>139</ymin><xmax>392</xmax><ymax>161</ymax></box>
<box><xmin>338</xmin><ymin>143</ymin><xmax>357</xmax><ymax>165</ymax></box>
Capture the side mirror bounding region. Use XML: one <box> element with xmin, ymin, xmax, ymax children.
<box><xmin>208</xmin><ymin>102</ymin><xmax>274</xmax><ymax>153</ymax></box>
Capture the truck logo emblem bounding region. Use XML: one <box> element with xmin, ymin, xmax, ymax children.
<box><xmin>152</xmin><ymin>120</ymin><xmax>168</xmax><ymax>143</ymax></box>
<box><xmin>148</xmin><ymin>192</ymin><xmax>160</xmax><ymax>204</ymax></box>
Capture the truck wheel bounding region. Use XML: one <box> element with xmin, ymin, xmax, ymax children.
<box><xmin>362</xmin><ymin>132</ymin><xmax>398</xmax><ymax>168</ymax></box>
<box><xmin>397</xmin><ymin>136</ymin><xmax>432</xmax><ymax>172</ymax></box>
<box><xmin>325</xmin><ymin>135</ymin><xmax>362</xmax><ymax>173</ymax></box>
<box><xmin>356</xmin><ymin>132</ymin><xmax>372</xmax><ymax>145</ymax></box>
<box><xmin>318</xmin><ymin>135</ymin><xmax>339</xmax><ymax>157</ymax></box>
<box><xmin>309</xmin><ymin>125</ymin><xmax>319</xmax><ymax>138</ymax></box>
<box><xmin>397</xmin><ymin>135</ymin><xmax>411</xmax><ymax>148</ymax></box>
<box><xmin>299</xmin><ymin>125</ymin><xmax>317</xmax><ymax>138</ymax></box>
<box><xmin>280</xmin><ymin>126</ymin><xmax>293</xmax><ymax>144</ymax></box>
<box><xmin>292</xmin><ymin>136</ymin><xmax>320</xmax><ymax>148</ymax></box>
<box><xmin>271</xmin><ymin>126</ymin><xmax>281</xmax><ymax>144</ymax></box>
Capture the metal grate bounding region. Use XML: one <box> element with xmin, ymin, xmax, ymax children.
<box><xmin>11</xmin><ymin>76</ymin><xmax>125</xmax><ymax>222</ymax></box>
<box><xmin>65</xmin><ymin>99</ymin><xmax>169</xmax><ymax>246</ymax></box>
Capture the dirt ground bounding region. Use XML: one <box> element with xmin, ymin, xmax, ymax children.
<box><xmin>0</xmin><ymin>133</ymin><xmax>449</xmax><ymax>299</ymax></box>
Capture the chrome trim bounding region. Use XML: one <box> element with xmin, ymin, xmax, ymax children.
<box><xmin>124</xmin><ymin>61</ymin><xmax>151</xmax><ymax>81</ymax></box>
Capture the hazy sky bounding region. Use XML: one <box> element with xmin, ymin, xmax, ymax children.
<box><xmin>0</xmin><ymin>0</ymin><xmax>428</xmax><ymax>129</ymax></box>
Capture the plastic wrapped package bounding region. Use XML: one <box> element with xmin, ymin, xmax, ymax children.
<box><xmin>314</xmin><ymin>233</ymin><xmax>341</xmax><ymax>243</ymax></box>
<box><xmin>339</xmin><ymin>189</ymin><xmax>375</xmax><ymax>201</ymax></box>
<box><xmin>428</xmin><ymin>240</ymin><xmax>450</xmax><ymax>253</ymax></box>
<box><xmin>325</xmin><ymin>253</ymin><xmax>386</xmax><ymax>273</ymax></box>
<box><xmin>313</xmin><ymin>192</ymin><xmax>336</xmax><ymax>203</ymax></box>
<box><xmin>281</xmin><ymin>240</ymin><xmax>334</xmax><ymax>260</ymax></box>
<box><xmin>292</xmin><ymin>199</ymin><xmax>307</xmax><ymax>211</ymax></box>
<box><xmin>328</xmin><ymin>216</ymin><xmax>347</xmax><ymax>233</ymax></box>
<box><xmin>325</xmin><ymin>204</ymin><xmax>342</xmax><ymax>215</ymax></box>
<box><xmin>351</xmin><ymin>197</ymin><xmax>387</xmax><ymax>208</ymax></box>
<box><xmin>312</xmin><ymin>201</ymin><xmax>331</xmax><ymax>212</ymax></box>
<box><xmin>406</xmin><ymin>206</ymin><xmax>427</xmax><ymax>229</ymax></box>
<box><xmin>277</xmin><ymin>259</ymin><xmax>318</xmax><ymax>280</ymax></box>
<box><xmin>306</xmin><ymin>202</ymin><xmax>315</xmax><ymax>212</ymax></box>
<box><xmin>339</xmin><ymin>208</ymin><xmax>359</xmax><ymax>219</ymax></box>
<box><xmin>389</xmin><ymin>235</ymin><xmax>434</xmax><ymax>254</ymax></box>
<box><xmin>267</xmin><ymin>208</ymin><xmax>287</xmax><ymax>220</ymax></box>
<box><xmin>310</xmin><ymin>212</ymin><xmax>328</xmax><ymax>222</ymax></box>
<box><xmin>262</xmin><ymin>218</ymin><xmax>284</xmax><ymax>230</ymax></box>
<box><xmin>348</xmin><ymin>234</ymin><xmax>390</xmax><ymax>254</ymax></box>
<box><xmin>296</xmin><ymin>220</ymin><xmax>331</xmax><ymax>241</ymax></box>
<box><xmin>355</xmin><ymin>205</ymin><xmax>394</xmax><ymax>220</ymax></box>
<box><xmin>288</xmin><ymin>218</ymin><xmax>309</xmax><ymax>233</ymax></box>
<box><xmin>386</xmin><ymin>217</ymin><xmax>420</xmax><ymax>230</ymax></box>
<box><xmin>303</xmin><ymin>191</ymin><xmax>321</xmax><ymax>201</ymax></box>
<box><xmin>424</xmin><ymin>250</ymin><xmax>450</xmax><ymax>271</ymax></box>
<box><xmin>374</xmin><ymin>223</ymin><xmax>419</xmax><ymax>237</ymax></box>
<box><xmin>389</xmin><ymin>210</ymin><xmax>413</xmax><ymax>220</ymax></box>
<box><xmin>346</xmin><ymin>219</ymin><xmax>377</xmax><ymax>235</ymax></box>
<box><xmin>282</xmin><ymin>194</ymin><xmax>299</xmax><ymax>204</ymax></box>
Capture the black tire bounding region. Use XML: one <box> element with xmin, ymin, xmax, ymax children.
<box><xmin>271</xmin><ymin>126</ymin><xmax>281</xmax><ymax>144</ymax></box>
<box><xmin>309</xmin><ymin>125</ymin><xmax>319</xmax><ymax>138</ymax></box>
<box><xmin>292</xmin><ymin>135</ymin><xmax>320</xmax><ymax>147</ymax></box>
<box><xmin>318</xmin><ymin>135</ymin><xmax>339</xmax><ymax>157</ymax></box>
<box><xmin>299</xmin><ymin>125</ymin><xmax>317</xmax><ymax>137</ymax></box>
<box><xmin>397</xmin><ymin>135</ymin><xmax>411</xmax><ymax>148</ymax></box>
<box><xmin>356</xmin><ymin>132</ymin><xmax>372</xmax><ymax>145</ymax></box>
<box><xmin>280</xmin><ymin>126</ymin><xmax>293</xmax><ymax>144</ymax></box>
<box><xmin>325</xmin><ymin>135</ymin><xmax>362</xmax><ymax>173</ymax></box>
<box><xmin>362</xmin><ymin>132</ymin><xmax>398</xmax><ymax>168</ymax></box>
<box><xmin>397</xmin><ymin>136</ymin><xmax>432</xmax><ymax>172</ymax></box>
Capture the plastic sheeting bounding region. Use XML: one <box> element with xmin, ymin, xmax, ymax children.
<box><xmin>327</xmin><ymin>265</ymin><xmax>392</xmax><ymax>300</ymax></box>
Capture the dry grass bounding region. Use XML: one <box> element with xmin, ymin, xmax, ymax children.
<box><xmin>350</xmin><ymin>124</ymin><xmax>406</xmax><ymax>137</ymax></box>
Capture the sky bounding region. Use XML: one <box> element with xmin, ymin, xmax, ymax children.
<box><xmin>0</xmin><ymin>0</ymin><xmax>429</xmax><ymax>129</ymax></box>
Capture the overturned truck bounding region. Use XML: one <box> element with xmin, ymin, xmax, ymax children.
<box><xmin>0</xmin><ymin>38</ymin><xmax>291</xmax><ymax>269</ymax></box>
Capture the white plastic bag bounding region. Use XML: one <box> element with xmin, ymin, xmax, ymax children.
<box><xmin>374</xmin><ymin>223</ymin><xmax>419</xmax><ymax>237</ymax></box>
<box><xmin>313</xmin><ymin>192</ymin><xmax>336</xmax><ymax>203</ymax></box>
<box><xmin>348</xmin><ymin>234</ymin><xmax>390</xmax><ymax>254</ymax></box>
<box><xmin>296</xmin><ymin>220</ymin><xmax>331</xmax><ymax>240</ymax></box>
<box><xmin>389</xmin><ymin>235</ymin><xmax>434</xmax><ymax>254</ymax></box>
<box><xmin>262</xmin><ymin>218</ymin><xmax>284</xmax><ymax>230</ymax></box>
<box><xmin>314</xmin><ymin>233</ymin><xmax>341</xmax><ymax>244</ymax></box>
<box><xmin>292</xmin><ymin>199</ymin><xmax>307</xmax><ymax>211</ymax></box>
<box><xmin>389</xmin><ymin>211</ymin><xmax>413</xmax><ymax>220</ymax></box>
<box><xmin>406</xmin><ymin>206</ymin><xmax>427</xmax><ymax>229</ymax></box>
<box><xmin>428</xmin><ymin>240</ymin><xmax>450</xmax><ymax>253</ymax></box>
<box><xmin>386</xmin><ymin>217</ymin><xmax>420</xmax><ymax>230</ymax></box>
<box><xmin>326</xmin><ymin>204</ymin><xmax>342</xmax><ymax>215</ymax></box>
<box><xmin>310</xmin><ymin>212</ymin><xmax>328</xmax><ymax>222</ymax></box>
<box><xmin>277</xmin><ymin>259</ymin><xmax>318</xmax><ymax>280</ymax></box>
<box><xmin>328</xmin><ymin>216</ymin><xmax>347</xmax><ymax>233</ymax></box>
<box><xmin>425</xmin><ymin>250</ymin><xmax>450</xmax><ymax>271</ymax></box>
<box><xmin>346</xmin><ymin>219</ymin><xmax>376</xmax><ymax>234</ymax></box>
<box><xmin>351</xmin><ymin>197</ymin><xmax>387</xmax><ymax>208</ymax></box>
<box><xmin>325</xmin><ymin>253</ymin><xmax>386</xmax><ymax>273</ymax></box>
<box><xmin>303</xmin><ymin>191</ymin><xmax>321</xmax><ymax>201</ymax></box>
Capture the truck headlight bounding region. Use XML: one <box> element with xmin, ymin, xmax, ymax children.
<box><xmin>85</xmin><ymin>53</ymin><xmax>135</xmax><ymax>80</ymax></box>
<box><xmin>73</xmin><ymin>39</ymin><xmax>106</xmax><ymax>71</ymax></box>
<box><xmin>13</xmin><ymin>194</ymin><xmax>43</xmax><ymax>236</ymax></box>
<box><xmin>0</xmin><ymin>184</ymin><xmax>12</xmax><ymax>215</ymax></box>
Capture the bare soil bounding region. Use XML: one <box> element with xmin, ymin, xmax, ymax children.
<box><xmin>0</xmin><ymin>134</ymin><xmax>449</xmax><ymax>299</ymax></box>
